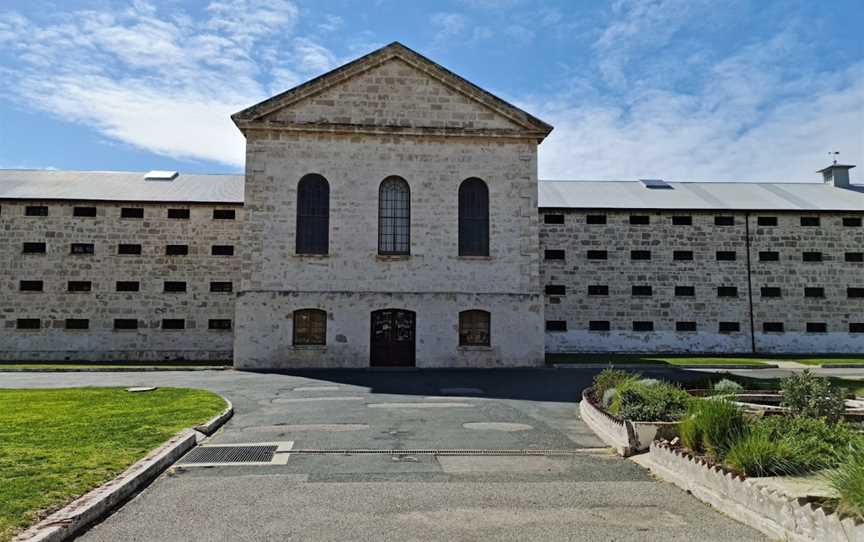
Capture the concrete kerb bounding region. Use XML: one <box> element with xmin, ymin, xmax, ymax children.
<box><xmin>554</xmin><ymin>363</ymin><xmax>778</xmax><ymax>370</ymax></box>
<box><xmin>0</xmin><ymin>367</ymin><xmax>232</xmax><ymax>373</ymax></box>
<box><xmin>643</xmin><ymin>442</ymin><xmax>864</xmax><ymax>542</ymax></box>
<box><xmin>12</xmin><ymin>395</ymin><xmax>235</xmax><ymax>542</ymax></box>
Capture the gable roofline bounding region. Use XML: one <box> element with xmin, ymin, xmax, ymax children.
<box><xmin>231</xmin><ymin>41</ymin><xmax>553</xmax><ymax>141</ymax></box>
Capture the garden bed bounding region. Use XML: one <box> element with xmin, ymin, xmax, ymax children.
<box><xmin>580</xmin><ymin>388</ymin><xmax>678</xmax><ymax>456</ymax></box>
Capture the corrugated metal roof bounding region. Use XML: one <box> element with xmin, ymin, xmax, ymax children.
<box><xmin>538</xmin><ymin>180</ymin><xmax>864</xmax><ymax>211</ymax></box>
<box><xmin>0</xmin><ymin>170</ymin><xmax>244</xmax><ymax>204</ymax></box>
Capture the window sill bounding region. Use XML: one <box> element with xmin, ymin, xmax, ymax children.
<box><xmin>458</xmin><ymin>256</ymin><xmax>493</xmax><ymax>261</ymax></box>
<box><xmin>292</xmin><ymin>344</ymin><xmax>327</xmax><ymax>350</ymax></box>
<box><xmin>377</xmin><ymin>254</ymin><xmax>410</xmax><ymax>261</ymax></box>
<box><xmin>293</xmin><ymin>253</ymin><xmax>329</xmax><ymax>259</ymax></box>
<box><xmin>458</xmin><ymin>345</ymin><xmax>492</xmax><ymax>351</ymax></box>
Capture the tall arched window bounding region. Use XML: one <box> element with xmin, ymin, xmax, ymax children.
<box><xmin>293</xmin><ymin>309</ymin><xmax>327</xmax><ymax>345</ymax></box>
<box><xmin>458</xmin><ymin>178</ymin><xmax>489</xmax><ymax>256</ymax></box>
<box><xmin>378</xmin><ymin>176</ymin><xmax>410</xmax><ymax>255</ymax></box>
<box><xmin>459</xmin><ymin>310</ymin><xmax>490</xmax><ymax>346</ymax></box>
<box><xmin>296</xmin><ymin>174</ymin><xmax>329</xmax><ymax>255</ymax></box>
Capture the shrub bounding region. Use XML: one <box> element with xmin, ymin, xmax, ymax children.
<box><xmin>781</xmin><ymin>370</ymin><xmax>847</xmax><ymax>423</ymax></box>
<box><xmin>636</xmin><ymin>378</ymin><xmax>661</xmax><ymax>388</ymax></box>
<box><xmin>711</xmin><ymin>378</ymin><xmax>743</xmax><ymax>395</ymax></box>
<box><xmin>678</xmin><ymin>398</ymin><xmax>747</xmax><ymax>459</ymax></box>
<box><xmin>831</xmin><ymin>441</ymin><xmax>864</xmax><ymax>519</ymax></box>
<box><xmin>610</xmin><ymin>380</ymin><xmax>692</xmax><ymax>422</ymax></box>
<box><xmin>592</xmin><ymin>368</ymin><xmax>639</xmax><ymax>402</ymax></box>
<box><xmin>755</xmin><ymin>416</ymin><xmax>858</xmax><ymax>470</ymax></box>
<box><xmin>601</xmin><ymin>388</ymin><xmax>617</xmax><ymax>409</ymax></box>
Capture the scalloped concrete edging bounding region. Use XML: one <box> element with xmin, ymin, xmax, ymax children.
<box><xmin>555</xmin><ymin>363</ymin><xmax>777</xmax><ymax>369</ymax></box>
<box><xmin>13</xmin><ymin>395</ymin><xmax>234</xmax><ymax>542</ymax></box>
<box><xmin>579</xmin><ymin>388</ymin><xmax>678</xmax><ymax>457</ymax></box>
<box><xmin>645</xmin><ymin>442</ymin><xmax>864</xmax><ymax>542</ymax></box>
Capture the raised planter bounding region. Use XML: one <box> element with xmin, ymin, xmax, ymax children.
<box><xmin>646</xmin><ymin>442</ymin><xmax>864</xmax><ymax>542</ymax></box>
<box><xmin>579</xmin><ymin>388</ymin><xmax>678</xmax><ymax>456</ymax></box>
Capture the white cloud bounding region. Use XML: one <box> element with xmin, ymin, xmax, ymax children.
<box><xmin>0</xmin><ymin>1</ymin><xmax>322</xmax><ymax>168</ymax></box>
<box><xmin>317</xmin><ymin>14</ymin><xmax>343</xmax><ymax>33</ymax></box>
<box><xmin>431</xmin><ymin>12</ymin><xmax>468</xmax><ymax>43</ymax></box>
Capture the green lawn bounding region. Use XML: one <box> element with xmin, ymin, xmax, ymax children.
<box><xmin>0</xmin><ymin>387</ymin><xmax>226</xmax><ymax>541</ymax></box>
<box><xmin>547</xmin><ymin>353</ymin><xmax>864</xmax><ymax>367</ymax></box>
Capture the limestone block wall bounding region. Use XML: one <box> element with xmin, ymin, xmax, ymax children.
<box><xmin>0</xmin><ymin>200</ymin><xmax>242</xmax><ymax>361</ymax></box>
<box><xmin>541</xmin><ymin>210</ymin><xmax>754</xmax><ymax>353</ymax></box>
<box><xmin>234</xmin><ymin>291</ymin><xmax>544</xmax><ymax>368</ymax></box>
<box><xmin>748</xmin><ymin>212</ymin><xmax>864</xmax><ymax>353</ymax></box>
<box><xmin>241</xmin><ymin>132</ymin><xmax>539</xmax><ymax>295</ymax></box>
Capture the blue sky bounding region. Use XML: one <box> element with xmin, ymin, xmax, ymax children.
<box><xmin>0</xmin><ymin>0</ymin><xmax>861</xmax><ymax>181</ymax></box>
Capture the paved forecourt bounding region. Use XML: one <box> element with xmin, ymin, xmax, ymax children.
<box><xmin>1</xmin><ymin>368</ymin><xmax>766</xmax><ymax>541</ymax></box>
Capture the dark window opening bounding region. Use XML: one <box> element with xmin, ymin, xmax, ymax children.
<box><xmin>65</xmin><ymin>319</ymin><xmax>89</xmax><ymax>330</ymax></box>
<box><xmin>25</xmin><ymin>205</ymin><xmax>48</xmax><ymax>217</ymax></box>
<box><xmin>545</xmin><ymin>285</ymin><xmax>566</xmax><ymax>296</ymax></box>
<box><xmin>71</xmin><ymin>243</ymin><xmax>94</xmax><ymax>255</ymax></box>
<box><xmin>807</xmin><ymin>322</ymin><xmax>827</xmax><ymax>333</ymax></box>
<box><xmin>673</xmin><ymin>250</ymin><xmax>693</xmax><ymax>261</ymax></box>
<box><xmin>293</xmin><ymin>309</ymin><xmax>326</xmax><ymax>345</ymax></box>
<box><xmin>166</xmin><ymin>245</ymin><xmax>189</xmax><ymax>256</ymax></box>
<box><xmin>161</xmin><ymin>319</ymin><xmax>185</xmax><ymax>330</ymax></box>
<box><xmin>213</xmin><ymin>209</ymin><xmax>235</xmax><ymax>220</ymax></box>
<box><xmin>632</xmin><ymin>285</ymin><xmax>653</xmax><ymax>296</ymax></box>
<box><xmin>16</xmin><ymin>318</ymin><xmax>40</xmax><ymax>329</ymax></box>
<box><xmin>210</xmin><ymin>281</ymin><xmax>233</xmax><ymax>293</ymax></box>
<box><xmin>544</xmin><ymin>214</ymin><xmax>564</xmax><ymax>224</ymax></box>
<box><xmin>716</xmin><ymin>251</ymin><xmax>736</xmax><ymax>261</ymax></box>
<box><xmin>848</xmin><ymin>288</ymin><xmax>864</xmax><ymax>298</ymax></box>
<box><xmin>121</xmin><ymin>207</ymin><xmax>144</xmax><ymax>219</ymax></box>
<box><xmin>715</xmin><ymin>216</ymin><xmax>735</xmax><ymax>226</ymax></box>
<box><xmin>378</xmin><ymin>176</ymin><xmax>411</xmax><ymax>255</ymax></box>
<box><xmin>458</xmin><ymin>178</ymin><xmax>489</xmax><ymax>257</ymax></box>
<box><xmin>546</xmin><ymin>320</ymin><xmax>567</xmax><ymax>332</ymax></box>
<box><xmin>675</xmin><ymin>286</ymin><xmax>695</xmax><ymax>297</ymax></box>
<box><xmin>19</xmin><ymin>280</ymin><xmax>43</xmax><ymax>292</ymax></box>
<box><xmin>803</xmin><ymin>252</ymin><xmax>823</xmax><ymax>262</ymax></box>
<box><xmin>73</xmin><ymin>206</ymin><xmax>97</xmax><ymax>217</ymax></box>
<box><xmin>586</xmin><ymin>214</ymin><xmax>607</xmax><ymax>224</ymax></box>
<box><xmin>845</xmin><ymin>252</ymin><xmax>863</xmax><ymax>263</ymax></box>
<box><xmin>459</xmin><ymin>310</ymin><xmax>490</xmax><ymax>346</ymax></box>
<box><xmin>850</xmin><ymin>323</ymin><xmax>864</xmax><ymax>333</ymax></box>
<box><xmin>761</xmin><ymin>287</ymin><xmax>781</xmax><ymax>298</ymax></box>
<box><xmin>589</xmin><ymin>320</ymin><xmax>610</xmax><ymax>331</ymax></box>
<box><xmin>114</xmin><ymin>318</ymin><xmax>138</xmax><ymax>330</ymax></box>
<box><xmin>22</xmin><ymin>242</ymin><xmax>46</xmax><ymax>254</ymax></box>
<box><xmin>719</xmin><ymin>322</ymin><xmax>740</xmax><ymax>333</ymax></box>
<box><xmin>843</xmin><ymin>217</ymin><xmax>862</xmax><ymax>227</ymax></box>
<box><xmin>759</xmin><ymin>251</ymin><xmax>779</xmax><ymax>261</ymax></box>
<box><xmin>586</xmin><ymin>250</ymin><xmax>606</xmax><ymax>260</ymax></box>
<box><xmin>545</xmin><ymin>249</ymin><xmax>565</xmax><ymax>260</ymax></box>
<box><xmin>116</xmin><ymin>281</ymin><xmax>140</xmax><ymax>292</ymax></box>
<box><xmin>67</xmin><ymin>281</ymin><xmax>91</xmax><ymax>292</ymax></box>
<box><xmin>800</xmin><ymin>216</ymin><xmax>820</xmax><ymax>227</ymax></box>
<box><xmin>167</xmin><ymin>208</ymin><xmax>190</xmax><ymax>219</ymax></box>
<box><xmin>672</xmin><ymin>216</ymin><xmax>692</xmax><ymax>225</ymax></box>
<box><xmin>588</xmin><ymin>285</ymin><xmax>609</xmax><ymax>296</ymax></box>
<box><xmin>296</xmin><ymin>174</ymin><xmax>330</xmax><ymax>255</ymax></box>
<box><xmin>676</xmin><ymin>321</ymin><xmax>697</xmax><ymax>332</ymax></box>
<box><xmin>763</xmin><ymin>322</ymin><xmax>784</xmax><ymax>333</ymax></box>
<box><xmin>757</xmin><ymin>216</ymin><xmax>777</xmax><ymax>226</ymax></box>
<box><xmin>632</xmin><ymin>321</ymin><xmax>654</xmax><ymax>332</ymax></box>
<box><xmin>209</xmin><ymin>319</ymin><xmax>232</xmax><ymax>330</ymax></box>
<box><xmin>163</xmin><ymin>281</ymin><xmax>187</xmax><ymax>293</ymax></box>
<box><xmin>629</xmin><ymin>215</ymin><xmax>650</xmax><ymax>225</ymax></box>
<box><xmin>804</xmin><ymin>287</ymin><xmax>825</xmax><ymax>298</ymax></box>
<box><xmin>631</xmin><ymin>250</ymin><xmax>651</xmax><ymax>260</ymax></box>
<box><xmin>211</xmin><ymin>245</ymin><xmax>234</xmax><ymax>256</ymax></box>
<box><xmin>718</xmin><ymin>286</ymin><xmax>738</xmax><ymax>297</ymax></box>
<box><xmin>118</xmin><ymin>243</ymin><xmax>142</xmax><ymax>255</ymax></box>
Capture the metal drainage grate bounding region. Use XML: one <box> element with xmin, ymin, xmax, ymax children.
<box><xmin>177</xmin><ymin>441</ymin><xmax>293</xmax><ymax>467</ymax></box>
<box><xmin>290</xmin><ymin>448</ymin><xmax>604</xmax><ymax>456</ymax></box>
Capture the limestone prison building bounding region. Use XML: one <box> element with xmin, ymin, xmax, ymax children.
<box><xmin>1</xmin><ymin>42</ymin><xmax>862</xmax><ymax>368</ymax></box>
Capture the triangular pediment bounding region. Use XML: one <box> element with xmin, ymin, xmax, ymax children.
<box><xmin>232</xmin><ymin>42</ymin><xmax>553</xmax><ymax>140</ymax></box>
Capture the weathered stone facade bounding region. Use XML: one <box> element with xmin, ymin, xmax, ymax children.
<box><xmin>540</xmin><ymin>209</ymin><xmax>864</xmax><ymax>354</ymax></box>
<box><xmin>0</xmin><ymin>200</ymin><xmax>242</xmax><ymax>361</ymax></box>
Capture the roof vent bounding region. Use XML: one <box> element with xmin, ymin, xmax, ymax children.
<box><xmin>817</xmin><ymin>163</ymin><xmax>855</xmax><ymax>189</ymax></box>
<box><xmin>144</xmin><ymin>170</ymin><xmax>179</xmax><ymax>181</ymax></box>
<box><xmin>640</xmin><ymin>179</ymin><xmax>672</xmax><ymax>189</ymax></box>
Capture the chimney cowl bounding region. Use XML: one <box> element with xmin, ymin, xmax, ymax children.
<box><xmin>817</xmin><ymin>163</ymin><xmax>855</xmax><ymax>189</ymax></box>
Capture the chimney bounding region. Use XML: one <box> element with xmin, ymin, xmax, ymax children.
<box><xmin>817</xmin><ymin>163</ymin><xmax>855</xmax><ymax>189</ymax></box>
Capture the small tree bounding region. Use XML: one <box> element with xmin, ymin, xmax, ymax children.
<box><xmin>781</xmin><ymin>370</ymin><xmax>847</xmax><ymax>423</ymax></box>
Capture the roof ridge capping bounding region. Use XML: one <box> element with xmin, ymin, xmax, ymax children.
<box><xmin>231</xmin><ymin>41</ymin><xmax>553</xmax><ymax>140</ymax></box>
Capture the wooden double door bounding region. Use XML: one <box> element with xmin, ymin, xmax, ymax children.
<box><xmin>370</xmin><ymin>309</ymin><xmax>416</xmax><ymax>367</ymax></box>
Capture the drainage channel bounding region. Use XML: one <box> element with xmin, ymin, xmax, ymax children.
<box><xmin>290</xmin><ymin>448</ymin><xmax>608</xmax><ymax>456</ymax></box>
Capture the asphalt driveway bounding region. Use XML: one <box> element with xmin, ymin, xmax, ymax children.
<box><xmin>2</xmin><ymin>368</ymin><xmax>766</xmax><ymax>541</ymax></box>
